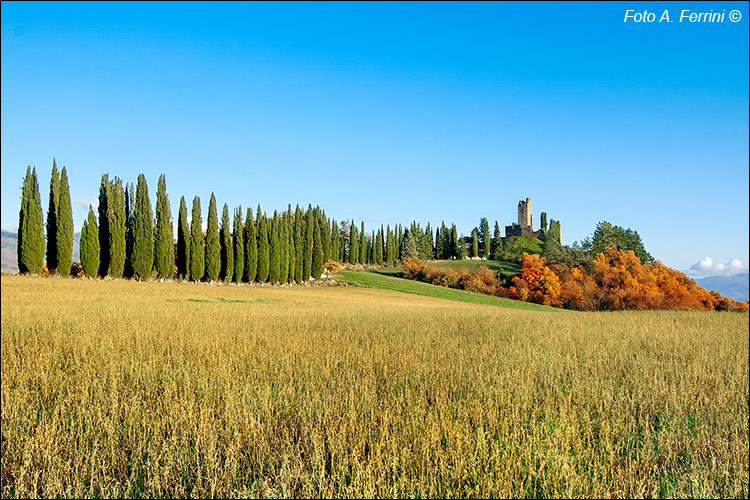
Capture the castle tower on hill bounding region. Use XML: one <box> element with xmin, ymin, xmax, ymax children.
<box><xmin>505</xmin><ymin>197</ymin><xmax>544</xmax><ymax>238</ymax></box>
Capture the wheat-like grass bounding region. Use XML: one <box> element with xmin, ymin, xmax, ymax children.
<box><xmin>1</xmin><ymin>276</ymin><xmax>747</xmax><ymax>498</ymax></box>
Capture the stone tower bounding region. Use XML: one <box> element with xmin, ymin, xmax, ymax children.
<box><xmin>518</xmin><ymin>198</ymin><xmax>532</xmax><ymax>232</ymax></box>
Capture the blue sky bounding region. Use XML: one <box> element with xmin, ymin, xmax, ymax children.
<box><xmin>2</xmin><ymin>1</ymin><xmax>748</xmax><ymax>275</ymax></box>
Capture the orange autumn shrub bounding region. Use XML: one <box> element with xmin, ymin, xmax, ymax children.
<box><xmin>511</xmin><ymin>254</ymin><xmax>561</xmax><ymax>306</ymax></box>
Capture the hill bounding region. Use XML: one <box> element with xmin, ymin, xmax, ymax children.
<box><xmin>1</xmin><ymin>229</ymin><xmax>81</xmax><ymax>273</ymax></box>
<box><xmin>696</xmin><ymin>273</ymin><xmax>749</xmax><ymax>302</ymax></box>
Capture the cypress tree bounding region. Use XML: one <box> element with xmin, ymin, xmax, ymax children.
<box><xmin>311</xmin><ymin>216</ymin><xmax>323</xmax><ymax>279</ymax></box>
<box><xmin>244</xmin><ymin>207</ymin><xmax>257</xmax><ymax>282</ymax></box>
<box><xmin>441</xmin><ymin>222</ymin><xmax>450</xmax><ymax>259</ymax></box>
<box><xmin>256</xmin><ymin>212</ymin><xmax>270</xmax><ymax>282</ymax></box>
<box><xmin>492</xmin><ymin>221</ymin><xmax>501</xmax><ymax>260</ymax></box>
<box><xmin>435</xmin><ymin>227</ymin><xmax>443</xmax><ymax>259</ymax></box>
<box><xmin>18</xmin><ymin>167</ymin><xmax>45</xmax><ymax>274</ymax></box>
<box><xmin>269</xmin><ymin>211</ymin><xmax>280</xmax><ymax>283</ymax></box>
<box><xmin>204</xmin><ymin>193</ymin><xmax>220</xmax><ymax>282</ymax></box>
<box><xmin>287</xmin><ymin>211</ymin><xmax>296</xmax><ymax>282</ymax></box>
<box><xmin>154</xmin><ymin>174</ymin><xmax>174</xmax><ymax>279</ymax></box>
<box><xmin>220</xmin><ymin>203</ymin><xmax>233</xmax><ymax>282</ymax></box>
<box><xmin>80</xmin><ymin>205</ymin><xmax>100</xmax><ymax>277</ymax></box>
<box><xmin>450</xmin><ymin>224</ymin><xmax>459</xmax><ymax>259</ymax></box>
<box><xmin>348</xmin><ymin>222</ymin><xmax>358</xmax><ymax>264</ymax></box>
<box><xmin>124</xmin><ymin>183</ymin><xmax>135</xmax><ymax>278</ymax></box>
<box><xmin>294</xmin><ymin>205</ymin><xmax>304</xmax><ymax>281</ymax></box>
<box><xmin>189</xmin><ymin>196</ymin><xmax>204</xmax><ymax>281</ymax></box>
<box><xmin>97</xmin><ymin>175</ymin><xmax>110</xmax><ymax>276</ymax></box>
<box><xmin>320</xmin><ymin>211</ymin><xmax>331</xmax><ymax>263</ymax></box>
<box><xmin>46</xmin><ymin>159</ymin><xmax>59</xmax><ymax>271</ymax></box>
<box><xmin>540</xmin><ymin>212</ymin><xmax>548</xmax><ymax>235</ymax></box>
<box><xmin>374</xmin><ymin>228</ymin><xmax>383</xmax><ymax>264</ymax></box>
<box><xmin>471</xmin><ymin>229</ymin><xmax>479</xmax><ymax>258</ymax></box>
<box><xmin>279</xmin><ymin>213</ymin><xmax>289</xmax><ymax>283</ymax></box>
<box><xmin>359</xmin><ymin>222</ymin><xmax>367</xmax><ymax>264</ymax></box>
<box><xmin>302</xmin><ymin>206</ymin><xmax>314</xmax><ymax>280</ymax></box>
<box><xmin>176</xmin><ymin>196</ymin><xmax>190</xmax><ymax>279</ymax></box>
<box><xmin>56</xmin><ymin>167</ymin><xmax>73</xmax><ymax>276</ymax></box>
<box><xmin>480</xmin><ymin>218</ymin><xmax>490</xmax><ymax>259</ymax></box>
<box><xmin>132</xmin><ymin>174</ymin><xmax>154</xmax><ymax>280</ymax></box>
<box><xmin>233</xmin><ymin>207</ymin><xmax>244</xmax><ymax>283</ymax></box>
<box><xmin>108</xmin><ymin>178</ymin><xmax>126</xmax><ymax>278</ymax></box>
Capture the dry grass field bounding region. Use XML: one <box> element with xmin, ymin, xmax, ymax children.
<box><xmin>1</xmin><ymin>275</ymin><xmax>748</xmax><ymax>498</ymax></box>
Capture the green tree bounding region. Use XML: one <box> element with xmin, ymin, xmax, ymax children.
<box><xmin>154</xmin><ymin>174</ymin><xmax>174</xmax><ymax>279</ymax></box>
<box><xmin>540</xmin><ymin>212</ymin><xmax>548</xmax><ymax>235</ymax></box>
<box><xmin>491</xmin><ymin>221</ymin><xmax>501</xmax><ymax>259</ymax></box>
<box><xmin>402</xmin><ymin>230</ymin><xmax>419</xmax><ymax>260</ymax></box>
<box><xmin>591</xmin><ymin>220</ymin><xmax>651</xmax><ymax>263</ymax></box>
<box><xmin>220</xmin><ymin>203</ymin><xmax>233</xmax><ymax>282</ymax></box>
<box><xmin>543</xmin><ymin>219</ymin><xmax>562</xmax><ymax>261</ymax></box>
<box><xmin>471</xmin><ymin>228</ymin><xmax>479</xmax><ymax>258</ymax></box>
<box><xmin>108</xmin><ymin>178</ymin><xmax>126</xmax><ymax>278</ymax></box>
<box><xmin>204</xmin><ymin>193</ymin><xmax>220</xmax><ymax>281</ymax></box>
<box><xmin>449</xmin><ymin>224</ymin><xmax>459</xmax><ymax>259</ymax></box>
<box><xmin>132</xmin><ymin>174</ymin><xmax>154</xmax><ymax>280</ymax></box>
<box><xmin>80</xmin><ymin>206</ymin><xmax>100</xmax><ymax>277</ymax></box>
<box><xmin>359</xmin><ymin>222</ymin><xmax>367</xmax><ymax>264</ymax></box>
<box><xmin>303</xmin><ymin>206</ymin><xmax>314</xmax><ymax>280</ymax></box>
<box><xmin>176</xmin><ymin>196</ymin><xmax>190</xmax><ymax>279</ymax></box>
<box><xmin>279</xmin><ymin>214</ymin><xmax>289</xmax><ymax>283</ymax></box>
<box><xmin>18</xmin><ymin>167</ymin><xmax>45</xmax><ymax>274</ymax></box>
<box><xmin>480</xmin><ymin>217</ymin><xmax>490</xmax><ymax>259</ymax></box>
<box><xmin>55</xmin><ymin>167</ymin><xmax>74</xmax><ymax>276</ymax></box>
<box><xmin>294</xmin><ymin>205</ymin><xmax>304</xmax><ymax>281</ymax></box>
<box><xmin>124</xmin><ymin>183</ymin><xmax>135</xmax><ymax>278</ymax></box>
<box><xmin>233</xmin><ymin>207</ymin><xmax>244</xmax><ymax>283</ymax></box>
<box><xmin>189</xmin><ymin>196</ymin><xmax>204</xmax><ymax>281</ymax></box>
<box><xmin>97</xmin><ymin>174</ymin><xmax>110</xmax><ymax>276</ymax></box>
<box><xmin>269</xmin><ymin>212</ymin><xmax>280</xmax><ymax>283</ymax></box>
<box><xmin>256</xmin><ymin>212</ymin><xmax>270</xmax><ymax>282</ymax></box>
<box><xmin>311</xmin><ymin>215</ymin><xmax>323</xmax><ymax>279</ymax></box>
<box><xmin>348</xmin><ymin>221</ymin><xmax>358</xmax><ymax>264</ymax></box>
<box><xmin>46</xmin><ymin>159</ymin><xmax>59</xmax><ymax>271</ymax></box>
<box><xmin>244</xmin><ymin>207</ymin><xmax>257</xmax><ymax>282</ymax></box>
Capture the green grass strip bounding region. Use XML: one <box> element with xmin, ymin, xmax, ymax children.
<box><xmin>337</xmin><ymin>270</ymin><xmax>560</xmax><ymax>312</ymax></box>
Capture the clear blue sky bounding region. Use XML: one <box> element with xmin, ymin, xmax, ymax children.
<box><xmin>2</xmin><ymin>1</ymin><xmax>748</xmax><ymax>274</ymax></box>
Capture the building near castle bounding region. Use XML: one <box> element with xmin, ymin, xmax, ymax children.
<box><xmin>505</xmin><ymin>198</ymin><xmax>544</xmax><ymax>238</ymax></box>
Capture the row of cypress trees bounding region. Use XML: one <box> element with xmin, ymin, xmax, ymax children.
<box><xmin>17</xmin><ymin>161</ymin><xmax>73</xmax><ymax>275</ymax></box>
<box><xmin>19</xmin><ymin>162</ymin><xmax>554</xmax><ymax>281</ymax></box>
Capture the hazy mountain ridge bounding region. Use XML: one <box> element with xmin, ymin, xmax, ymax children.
<box><xmin>2</xmin><ymin>230</ymin><xmax>80</xmax><ymax>273</ymax></box>
<box><xmin>696</xmin><ymin>273</ymin><xmax>749</xmax><ymax>302</ymax></box>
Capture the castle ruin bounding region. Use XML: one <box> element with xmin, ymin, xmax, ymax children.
<box><xmin>505</xmin><ymin>198</ymin><xmax>544</xmax><ymax>238</ymax></box>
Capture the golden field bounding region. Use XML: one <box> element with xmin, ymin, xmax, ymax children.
<box><xmin>1</xmin><ymin>275</ymin><xmax>748</xmax><ymax>498</ymax></box>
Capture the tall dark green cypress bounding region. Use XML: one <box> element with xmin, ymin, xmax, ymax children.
<box><xmin>154</xmin><ymin>174</ymin><xmax>174</xmax><ymax>279</ymax></box>
<box><xmin>233</xmin><ymin>207</ymin><xmax>244</xmax><ymax>283</ymax></box>
<box><xmin>244</xmin><ymin>207</ymin><xmax>257</xmax><ymax>282</ymax></box>
<box><xmin>189</xmin><ymin>196</ymin><xmax>204</xmax><ymax>281</ymax></box>
<box><xmin>56</xmin><ymin>167</ymin><xmax>73</xmax><ymax>276</ymax></box>
<box><xmin>348</xmin><ymin>221</ymin><xmax>358</xmax><ymax>264</ymax></box>
<box><xmin>320</xmin><ymin>211</ymin><xmax>331</xmax><ymax>263</ymax></box>
<box><xmin>18</xmin><ymin>167</ymin><xmax>45</xmax><ymax>274</ymax></box>
<box><xmin>279</xmin><ymin>213</ymin><xmax>289</xmax><ymax>283</ymax></box>
<box><xmin>286</xmin><ymin>210</ymin><xmax>296</xmax><ymax>282</ymax></box>
<box><xmin>108</xmin><ymin>178</ymin><xmax>126</xmax><ymax>278</ymax></box>
<box><xmin>220</xmin><ymin>203</ymin><xmax>233</xmax><ymax>282</ymax></box>
<box><xmin>471</xmin><ymin>229</ymin><xmax>479</xmax><ymax>258</ymax></box>
<box><xmin>256</xmin><ymin>212</ymin><xmax>270</xmax><ymax>282</ymax></box>
<box><xmin>374</xmin><ymin>228</ymin><xmax>383</xmax><ymax>264</ymax></box>
<box><xmin>540</xmin><ymin>212</ymin><xmax>548</xmax><ymax>235</ymax></box>
<box><xmin>80</xmin><ymin>205</ymin><xmax>99</xmax><ymax>277</ymax></box>
<box><xmin>46</xmin><ymin>159</ymin><xmax>59</xmax><ymax>271</ymax></box>
<box><xmin>176</xmin><ymin>196</ymin><xmax>190</xmax><ymax>279</ymax></box>
<box><xmin>359</xmin><ymin>222</ymin><xmax>367</xmax><ymax>264</ymax></box>
<box><xmin>294</xmin><ymin>205</ymin><xmax>304</xmax><ymax>281</ymax></box>
<box><xmin>491</xmin><ymin>221</ymin><xmax>501</xmax><ymax>260</ymax></box>
<box><xmin>97</xmin><ymin>175</ymin><xmax>110</xmax><ymax>276</ymax></box>
<box><xmin>302</xmin><ymin>206</ymin><xmax>314</xmax><ymax>280</ymax></box>
<box><xmin>480</xmin><ymin>218</ymin><xmax>490</xmax><ymax>259</ymax></box>
<box><xmin>204</xmin><ymin>193</ymin><xmax>220</xmax><ymax>282</ymax></box>
<box><xmin>124</xmin><ymin>183</ymin><xmax>135</xmax><ymax>278</ymax></box>
<box><xmin>268</xmin><ymin>212</ymin><xmax>280</xmax><ymax>283</ymax></box>
<box><xmin>132</xmin><ymin>174</ymin><xmax>154</xmax><ymax>280</ymax></box>
<box><xmin>311</xmin><ymin>214</ymin><xmax>323</xmax><ymax>279</ymax></box>
<box><xmin>450</xmin><ymin>224</ymin><xmax>459</xmax><ymax>259</ymax></box>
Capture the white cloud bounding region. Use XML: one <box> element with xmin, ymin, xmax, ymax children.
<box><xmin>72</xmin><ymin>194</ymin><xmax>98</xmax><ymax>211</ymax></box>
<box><xmin>688</xmin><ymin>256</ymin><xmax>746</xmax><ymax>277</ymax></box>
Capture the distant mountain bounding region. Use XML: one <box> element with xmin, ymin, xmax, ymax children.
<box><xmin>1</xmin><ymin>230</ymin><xmax>81</xmax><ymax>273</ymax></box>
<box><xmin>696</xmin><ymin>273</ymin><xmax>749</xmax><ymax>302</ymax></box>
